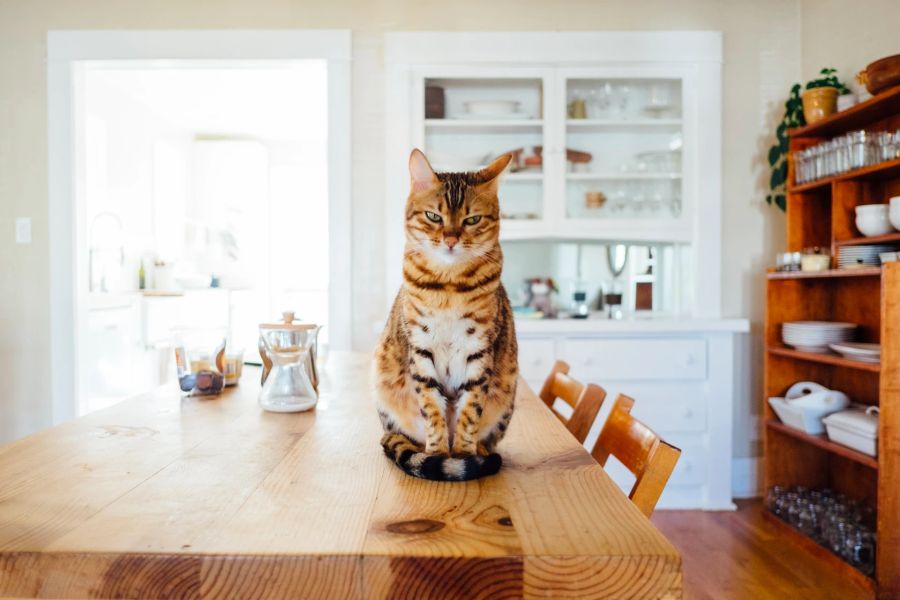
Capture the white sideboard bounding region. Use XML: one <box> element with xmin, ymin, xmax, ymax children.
<box><xmin>516</xmin><ymin>317</ymin><xmax>748</xmax><ymax>510</ymax></box>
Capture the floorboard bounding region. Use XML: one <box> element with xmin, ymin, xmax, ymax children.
<box><xmin>652</xmin><ymin>499</ymin><xmax>872</xmax><ymax>600</ymax></box>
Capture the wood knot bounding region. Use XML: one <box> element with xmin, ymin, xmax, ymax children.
<box><xmin>497</xmin><ymin>516</ymin><xmax>513</xmax><ymax>527</ymax></box>
<box><xmin>385</xmin><ymin>519</ymin><xmax>445</xmax><ymax>534</ymax></box>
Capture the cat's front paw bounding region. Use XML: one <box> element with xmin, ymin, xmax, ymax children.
<box><xmin>425</xmin><ymin>441</ymin><xmax>450</xmax><ymax>456</ymax></box>
<box><xmin>451</xmin><ymin>439</ymin><xmax>477</xmax><ymax>457</ymax></box>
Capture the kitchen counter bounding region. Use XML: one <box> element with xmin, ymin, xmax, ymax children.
<box><xmin>0</xmin><ymin>353</ymin><xmax>681</xmax><ymax>599</ymax></box>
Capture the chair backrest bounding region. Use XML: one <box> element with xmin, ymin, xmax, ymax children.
<box><xmin>538</xmin><ymin>360</ymin><xmax>607</xmax><ymax>444</ymax></box>
<box><xmin>591</xmin><ymin>394</ymin><xmax>682</xmax><ymax>517</ymax></box>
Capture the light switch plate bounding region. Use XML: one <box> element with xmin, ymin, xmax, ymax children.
<box><xmin>15</xmin><ymin>218</ymin><xmax>31</xmax><ymax>244</ymax></box>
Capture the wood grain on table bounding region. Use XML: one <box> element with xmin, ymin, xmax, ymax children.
<box><xmin>0</xmin><ymin>353</ymin><xmax>681</xmax><ymax>599</ymax></box>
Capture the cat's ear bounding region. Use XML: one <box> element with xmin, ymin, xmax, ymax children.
<box><xmin>409</xmin><ymin>148</ymin><xmax>438</xmax><ymax>193</ymax></box>
<box><xmin>476</xmin><ymin>153</ymin><xmax>512</xmax><ymax>191</ymax></box>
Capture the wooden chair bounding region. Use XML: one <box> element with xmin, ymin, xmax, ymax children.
<box><xmin>591</xmin><ymin>394</ymin><xmax>681</xmax><ymax>517</ymax></box>
<box><xmin>538</xmin><ymin>360</ymin><xmax>607</xmax><ymax>444</ymax></box>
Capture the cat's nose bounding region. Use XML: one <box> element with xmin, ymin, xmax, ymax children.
<box><xmin>444</xmin><ymin>236</ymin><xmax>459</xmax><ymax>250</ymax></box>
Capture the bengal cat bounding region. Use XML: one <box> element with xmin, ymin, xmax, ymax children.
<box><xmin>374</xmin><ymin>149</ymin><xmax>518</xmax><ymax>481</ymax></box>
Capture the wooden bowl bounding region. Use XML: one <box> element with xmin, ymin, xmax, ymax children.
<box><xmin>863</xmin><ymin>54</ymin><xmax>900</xmax><ymax>95</ymax></box>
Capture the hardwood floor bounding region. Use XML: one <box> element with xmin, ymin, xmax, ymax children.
<box><xmin>652</xmin><ymin>500</ymin><xmax>872</xmax><ymax>600</ymax></box>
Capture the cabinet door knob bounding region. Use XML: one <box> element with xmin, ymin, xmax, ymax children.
<box><xmin>682</xmin><ymin>408</ymin><xmax>694</xmax><ymax>419</ymax></box>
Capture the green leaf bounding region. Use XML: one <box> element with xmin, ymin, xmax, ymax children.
<box><xmin>774</xmin><ymin>194</ymin><xmax>786</xmax><ymax>211</ymax></box>
<box><xmin>770</xmin><ymin>161</ymin><xmax>787</xmax><ymax>188</ymax></box>
<box><xmin>768</xmin><ymin>145</ymin><xmax>781</xmax><ymax>166</ymax></box>
<box><xmin>776</xmin><ymin>124</ymin><xmax>788</xmax><ymax>146</ymax></box>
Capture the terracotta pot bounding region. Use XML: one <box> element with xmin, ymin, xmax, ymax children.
<box><xmin>801</xmin><ymin>87</ymin><xmax>839</xmax><ymax>124</ymax></box>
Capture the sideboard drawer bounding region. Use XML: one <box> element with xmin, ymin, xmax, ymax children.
<box><xmin>517</xmin><ymin>337</ymin><xmax>556</xmax><ymax>383</ymax></box>
<box><xmin>598</xmin><ymin>383</ymin><xmax>708</xmax><ymax>434</ymax></box>
<box><xmin>561</xmin><ymin>337</ymin><xmax>707</xmax><ymax>381</ymax></box>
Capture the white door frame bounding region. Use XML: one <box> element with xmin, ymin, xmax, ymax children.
<box><xmin>47</xmin><ymin>30</ymin><xmax>352</xmax><ymax>424</ymax></box>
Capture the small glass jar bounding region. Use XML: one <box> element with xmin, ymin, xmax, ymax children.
<box><xmin>848</xmin><ymin>130</ymin><xmax>870</xmax><ymax>169</ymax></box>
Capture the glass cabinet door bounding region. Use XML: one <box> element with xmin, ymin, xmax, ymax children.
<box><xmin>559</xmin><ymin>70</ymin><xmax>689</xmax><ymax>235</ymax></box>
<box><xmin>413</xmin><ymin>69</ymin><xmax>550</xmax><ymax>229</ymax></box>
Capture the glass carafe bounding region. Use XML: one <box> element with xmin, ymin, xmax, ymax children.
<box><xmin>258</xmin><ymin>321</ymin><xmax>321</xmax><ymax>413</ymax></box>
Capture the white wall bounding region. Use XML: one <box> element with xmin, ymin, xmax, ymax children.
<box><xmin>801</xmin><ymin>0</ymin><xmax>899</xmax><ymax>93</ymax></box>
<box><xmin>0</xmin><ymin>0</ymin><xmax>892</xmax><ymax>459</ymax></box>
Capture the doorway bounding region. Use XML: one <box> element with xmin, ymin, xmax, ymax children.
<box><xmin>48</xmin><ymin>31</ymin><xmax>351</xmax><ymax>419</ymax></box>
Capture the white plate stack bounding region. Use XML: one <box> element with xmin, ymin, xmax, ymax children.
<box><xmin>838</xmin><ymin>244</ymin><xmax>895</xmax><ymax>269</ymax></box>
<box><xmin>828</xmin><ymin>342</ymin><xmax>881</xmax><ymax>363</ymax></box>
<box><xmin>782</xmin><ymin>321</ymin><xmax>856</xmax><ymax>353</ymax></box>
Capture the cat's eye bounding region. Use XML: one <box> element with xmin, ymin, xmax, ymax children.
<box><xmin>424</xmin><ymin>211</ymin><xmax>442</xmax><ymax>223</ymax></box>
<box><xmin>463</xmin><ymin>215</ymin><xmax>482</xmax><ymax>226</ymax></box>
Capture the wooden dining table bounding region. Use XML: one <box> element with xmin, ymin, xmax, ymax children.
<box><xmin>0</xmin><ymin>352</ymin><xmax>681</xmax><ymax>599</ymax></box>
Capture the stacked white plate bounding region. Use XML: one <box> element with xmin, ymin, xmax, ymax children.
<box><xmin>782</xmin><ymin>321</ymin><xmax>856</xmax><ymax>353</ymax></box>
<box><xmin>828</xmin><ymin>342</ymin><xmax>881</xmax><ymax>363</ymax></box>
<box><xmin>838</xmin><ymin>244</ymin><xmax>895</xmax><ymax>269</ymax></box>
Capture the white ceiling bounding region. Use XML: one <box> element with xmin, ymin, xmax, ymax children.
<box><xmin>85</xmin><ymin>61</ymin><xmax>328</xmax><ymax>141</ymax></box>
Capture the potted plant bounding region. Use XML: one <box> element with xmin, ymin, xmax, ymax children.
<box><xmin>766</xmin><ymin>68</ymin><xmax>851</xmax><ymax>211</ymax></box>
<box><xmin>802</xmin><ymin>68</ymin><xmax>851</xmax><ymax>124</ymax></box>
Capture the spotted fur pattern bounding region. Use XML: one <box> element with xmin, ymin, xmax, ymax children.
<box><xmin>374</xmin><ymin>150</ymin><xmax>518</xmax><ymax>481</ymax></box>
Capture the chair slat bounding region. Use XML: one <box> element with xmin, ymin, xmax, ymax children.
<box><xmin>591</xmin><ymin>394</ymin><xmax>681</xmax><ymax>517</ymax></box>
<box><xmin>538</xmin><ymin>360</ymin><xmax>607</xmax><ymax>444</ymax></box>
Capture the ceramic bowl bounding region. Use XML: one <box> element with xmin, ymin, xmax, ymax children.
<box><xmin>857</xmin><ymin>215</ymin><xmax>895</xmax><ymax>236</ymax></box>
<box><xmin>856</xmin><ymin>205</ymin><xmax>895</xmax><ymax>236</ymax></box>
<box><xmin>891</xmin><ymin>210</ymin><xmax>900</xmax><ymax>231</ymax></box>
<box><xmin>855</xmin><ymin>203</ymin><xmax>888</xmax><ymax>215</ymax></box>
<box><xmin>890</xmin><ymin>196</ymin><xmax>900</xmax><ymax>211</ymax></box>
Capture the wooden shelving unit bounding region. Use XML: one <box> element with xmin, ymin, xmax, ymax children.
<box><xmin>765</xmin><ymin>86</ymin><xmax>900</xmax><ymax>599</ymax></box>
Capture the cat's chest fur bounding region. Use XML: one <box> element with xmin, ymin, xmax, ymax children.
<box><xmin>408</xmin><ymin>308</ymin><xmax>484</xmax><ymax>397</ymax></box>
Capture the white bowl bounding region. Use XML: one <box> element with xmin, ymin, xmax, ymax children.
<box><xmin>889</xmin><ymin>196</ymin><xmax>900</xmax><ymax>210</ymax></box>
<box><xmin>856</xmin><ymin>213</ymin><xmax>896</xmax><ymax>236</ymax></box>
<box><xmin>890</xmin><ymin>210</ymin><xmax>900</xmax><ymax>231</ymax></box>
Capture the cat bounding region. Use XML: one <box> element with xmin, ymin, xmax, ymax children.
<box><xmin>373</xmin><ymin>149</ymin><xmax>518</xmax><ymax>481</ymax></box>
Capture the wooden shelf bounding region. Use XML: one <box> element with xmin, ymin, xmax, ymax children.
<box><xmin>767</xmin><ymin>345</ymin><xmax>881</xmax><ymax>372</ymax></box>
<box><xmin>762</xmin><ymin>511</ymin><xmax>877</xmax><ymax>594</ymax></box>
<box><xmin>789</xmin><ymin>85</ymin><xmax>900</xmax><ymax>139</ymax></box>
<box><xmin>789</xmin><ymin>157</ymin><xmax>900</xmax><ymax>192</ymax></box>
<box><xmin>766</xmin><ymin>420</ymin><xmax>879</xmax><ymax>469</ymax></box>
<box><xmin>835</xmin><ymin>232</ymin><xmax>900</xmax><ymax>247</ymax></box>
<box><xmin>766</xmin><ymin>267</ymin><xmax>882</xmax><ymax>280</ymax></box>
